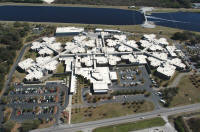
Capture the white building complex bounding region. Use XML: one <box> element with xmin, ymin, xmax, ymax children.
<box><xmin>18</xmin><ymin>36</ymin><xmax>60</xmax><ymax>81</ymax></box>
<box><xmin>55</xmin><ymin>27</ymin><xmax>84</xmax><ymax>36</ymax></box>
<box><xmin>18</xmin><ymin>27</ymin><xmax>187</xmax><ymax>94</ymax></box>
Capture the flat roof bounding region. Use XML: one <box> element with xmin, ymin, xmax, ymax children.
<box><xmin>56</xmin><ymin>27</ymin><xmax>84</xmax><ymax>33</ymax></box>
<box><xmin>110</xmin><ymin>72</ymin><xmax>118</xmax><ymax>80</ymax></box>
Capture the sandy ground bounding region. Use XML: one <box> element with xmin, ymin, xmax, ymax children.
<box><xmin>43</xmin><ymin>0</ymin><xmax>54</xmax><ymax>4</ymax></box>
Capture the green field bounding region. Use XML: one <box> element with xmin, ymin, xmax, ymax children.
<box><xmin>71</xmin><ymin>101</ymin><xmax>154</xmax><ymax>123</ymax></box>
<box><xmin>150</xmin><ymin>7</ymin><xmax>200</xmax><ymax>13</ymax></box>
<box><xmin>93</xmin><ymin>117</ymin><xmax>165</xmax><ymax>132</ymax></box>
<box><xmin>56</xmin><ymin>63</ymin><xmax>65</xmax><ymax>73</ymax></box>
<box><xmin>170</xmin><ymin>75</ymin><xmax>200</xmax><ymax>107</ymax></box>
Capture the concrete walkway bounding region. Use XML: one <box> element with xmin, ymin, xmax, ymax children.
<box><xmin>65</xmin><ymin>95</ymin><xmax>72</xmax><ymax>124</ymax></box>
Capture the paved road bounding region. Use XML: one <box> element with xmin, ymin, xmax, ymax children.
<box><xmin>0</xmin><ymin>37</ymin><xmax>45</xmax><ymax>98</ymax></box>
<box><xmin>168</xmin><ymin>72</ymin><xmax>191</xmax><ymax>88</ymax></box>
<box><xmin>32</xmin><ymin>103</ymin><xmax>200</xmax><ymax>132</ymax></box>
<box><xmin>0</xmin><ymin>43</ymin><xmax>31</xmax><ymax>97</ymax></box>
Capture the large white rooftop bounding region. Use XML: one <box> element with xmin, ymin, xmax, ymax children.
<box><xmin>18</xmin><ymin>58</ymin><xmax>35</xmax><ymax>71</ymax></box>
<box><xmin>81</xmin><ymin>56</ymin><xmax>93</xmax><ymax>67</ymax></box>
<box><xmin>74</xmin><ymin>35</ymin><xmax>87</xmax><ymax>42</ymax></box>
<box><xmin>140</xmin><ymin>40</ymin><xmax>152</xmax><ymax>48</ymax></box>
<box><xmin>126</xmin><ymin>40</ymin><xmax>138</xmax><ymax>48</ymax></box>
<box><xmin>38</xmin><ymin>47</ymin><xmax>53</xmax><ymax>55</ymax></box>
<box><xmin>110</xmin><ymin>72</ymin><xmax>118</xmax><ymax>80</ymax></box>
<box><xmin>95</xmin><ymin>56</ymin><xmax>108</xmax><ymax>64</ymax></box>
<box><xmin>26</xmin><ymin>67</ymin><xmax>43</xmax><ymax>80</ymax></box>
<box><xmin>83</xmin><ymin>40</ymin><xmax>96</xmax><ymax>48</ymax></box>
<box><xmin>108</xmin><ymin>55</ymin><xmax>121</xmax><ymax>66</ymax></box>
<box><xmin>42</xmin><ymin>60</ymin><xmax>58</xmax><ymax>71</ymax></box>
<box><xmin>118</xmin><ymin>45</ymin><xmax>133</xmax><ymax>52</ymax></box>
<box><xmin>114</xmin><ymin>35</ymin><xmax>126</xmax><ymax>41</ymax></box>
<box><xmin>43</xmin><ymin>37</ymin><xmax>56</xmax><ymax>43</ymax></box>
<box><xmin>157</xmin><ymin>63</ymin><xmax>176</xmax><ymax>77</ymax></box>
<box><xmin>166</xmin><ymin>46</ymin><xmax>177</xmax><ymax>57</ymax></box>
<box><xmin>143</xmin><ymin>34</ymin><xmax>156</xmax><ymax>41</ymax></box>
<box><xmin>31</xmin><ymin>42</ymin><xmax>41</xmax><ymax>50</ymax></box>
<box><xmin>148</xmin><ymin>44</ymin><xmax>163</xmax><ymax>51</ymax></box>
<box><xmin>168</xmin><ymin>58</ymin><xmax>186</xmax><ymax>69</ymax></box>
<box><xmin>106</xmin><ymin>39</ymin><xmax>117</xmax><ymax>47</ymax></box>
<box><xmin>147</xmin><ymin>57</ymin><xmax>162</xmax><ymax>67</ymax></box>
<box><xmin>36</xmin><ymin>56</ymin><xmax>52</xmax><ymax>64</ymax></box>
<box><xmin>56</xmin><ymin>27</ymin><xmax>84</xmax><ymax>34</ymax></box>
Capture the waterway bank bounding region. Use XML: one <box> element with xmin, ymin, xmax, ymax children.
<box><xmin>149</xmin><ymin>7</ymin><xmax>200</xmax><ymax>14</ymax></box>
<box><xmin>0</xmin><ymin>5</ymin><xmax>199</xmax><ymax>32</ymax></box>
<box><xmin>0</xmin><ymin>21</ymin><xmax>193</xmax><ymax>35</ymax></box>
<box><xmin>0</xmin><ymin>3</ymin><xmax>199</xmax><ymax>13</ymax></box>
<box><xmin>0</xmin><ymin>2</ymin><xmax>137</xmax><ymax>10</ymax></box>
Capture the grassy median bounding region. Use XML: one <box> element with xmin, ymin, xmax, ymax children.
<box><xmin>93</xmin><ymin>117</ymin><xmax>165</xmax><ymax>132</ymax></box>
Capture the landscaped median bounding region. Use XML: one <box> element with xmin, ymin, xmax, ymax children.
<box><xmin>71</xmin><ymin>101</ymin><xmax>154</xmax><ymax>123</ymax></box>
<box><xmin>93</xmin><ymin>117</ymin><xmax>165</xmax><ymax>132</ymax></box>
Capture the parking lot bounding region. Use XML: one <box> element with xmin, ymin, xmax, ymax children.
<box><xmin>176</xmin><ymin>43</ymin><xmax>200</xmax><ymax>72</ymax></box>
<box><xmin>110</xmin><ymin>66</ymin><xmax>152</xmax><ymax>91</ymax></box>
<box><xmin>109</xmin><ymin>66</ymin><xmax>162</xmax><ymax>109</ymax></box>
<box><xmin>1</xmin><ymin>81</ymin><xmax>69</xmax><ymax>124</ymax></box>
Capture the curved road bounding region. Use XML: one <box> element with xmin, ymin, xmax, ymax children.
<box><xmin>0</xmin><ymin>43</ymin><xmax>31</xmax><ymax>97</ymax></box>
<box><xmin>32</xmin><ymin>103</ymin><xmax>200</xmax><ymax>132</ymax></box>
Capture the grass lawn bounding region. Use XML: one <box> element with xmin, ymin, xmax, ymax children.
<box><xmin>47</xmin><ymin>74</ymin><xmax>70</xmax><ymax>83</ymax></box>
<box><xmin>47</xmin><ymin>76</ymin><xmax>65</xmax><ymax>81</ymax></box>
<box><xmin>150</xmin><ymin>7</ymin><xmax>200</xmax><ymax>13</ymax></box>
<box><xmin>3</xmin><ymin>21</ymin><xmax>195</xmax><ymax>35</ymax></box>
<box><xmin>11</xmin><ymin>71</ymin><xmax>26</xmax><ymax>83</ymax></box>
<box><xmin>56</xmin><ymin>63</ymin><xmax>65</xmax><ymax>73</ymax></box>
<box><xmin>3</xmin><ymin>107</ymin><xmax>13</xmax><ymax>123</ymax></box>
<box><xmin>170</xmin><ymin>75</ymin><xmax>200</xmax><ymax>107</ymax></box>
<box><xmin>23</xmin><ymin>47</ymin><xmax>37</xmax><ymax>60</ymax></box>
<box><xmin>56</xmin><ymin>36</ymin><xmax>73</xmax><ymax>43</ymax></box>
<box><xmin>93</xmin><ymin>117</ymin><xmax>165</xmax><ymax>132</ymax></box>
<box><xmin>71</xmin><ymin>101</ymin><xmax>154</xmax><ymax>123</ymax></box>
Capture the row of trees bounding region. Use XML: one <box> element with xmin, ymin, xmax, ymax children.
<box><xmin>174</xmin><ymin>116</ymin><xmax>189</xmax><ymax>132</ymax></box>
<box><xmin>0</xmin><ymin>0</ymin><xmax>195</xmax><ymax>8</ymax></box>
<box><xmin>171</xmin><ymin>31</ymin><xmax>200</xmax><ymax>45</ymax></box>
<box><xmin>53</xmin><ymin>0</ymin><xmax>192</xmax><ymax>8</ymax></box>
<box><xmin>0</xmin><ymin>0</ymin><xmax>43</xmax><ymax>3</ymax></box>
<box><xmin>111</xmin><ymin>89</ymin><xmax>146</xmax><ymax>96</ymax></box>
<box><xmin>0</xmin><ymin>22</ymin><xmax>56</xmax><ymax>92</ymax></box>
<box><xmin>0</xmin><ymin>22</ymin><xmax>31</xmax><ymax>92</ymax></box>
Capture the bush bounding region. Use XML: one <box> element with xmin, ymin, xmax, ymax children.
<box><xmin>171</xmin><ymin>31</ymin><xmax>200</xmax><ymax>44</ymax></box>
<box><xmin>174</xmin><ymin>116</ymin><xmax>188</xmax><ymax>132</ymax></box>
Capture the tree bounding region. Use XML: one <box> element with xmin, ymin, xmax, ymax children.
<box><xmin>174</xmin><ymin>116</ymin><xmax>187</xmax><ymax>132</ymax></box>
